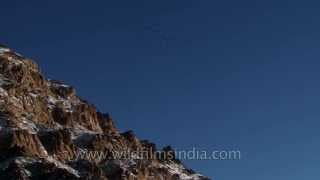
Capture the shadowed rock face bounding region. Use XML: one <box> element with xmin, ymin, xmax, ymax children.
<box><xmin>0</xmin><ymin>46</ymin><xmax>210</xmax><ymax>180</ymax></box>
<box><xmin>0</xmin><ymin>130</ymin><xmax>48</xmax><ymax>160</ymax></box>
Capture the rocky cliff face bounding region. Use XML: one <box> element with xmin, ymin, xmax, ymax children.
<box><xmin>0</xmin><ymin>45</ymin><xmax>210</xmax><ymax>180</ymax></box>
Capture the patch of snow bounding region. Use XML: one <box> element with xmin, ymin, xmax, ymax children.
<box><xmin>0</xmin><ymin>87</ymin><xmax>8</xmax><ymax>97</ymax></box>
<box><xmin>47</xmin><ymin>95</ymin><xmax>75</xmax><ymax>112</ymax></box>
<box><xmin>162</xmin><ymin>162</ymin><xmax>206</xmax><ymax>180</ymax></box>
<box><xmin>118</xmin><ymin>159</ymin><xmax>136</xmax><ymax>169</ymax></box>
<box><xmin>6</xmin><ymin>56</ymin><xmax>23</xmax><ymax>66</ymax></box>
<box><xmin>14</xmin><ymin>52</ymin><xmax>23</xmax><ymax>57</ymax></box>
<box><xmin>0</xmin><ymin>74</ymin><xmax>13</xmax><ymax>87</ymax></box>
<box><xmin>54</xmin><ymin>122</ymin><xmax>64</xmax><ymax>130</ymax></box>
<box><xmin>14</xmin><ymin>156</ymin><xmax>39</xmax><ymax>165</ymax></box>
<box><xmin>1</xmin><ymin>54</ymin><xmax>24</xmax><ymax>69</ymax></box>
<box><xmin>96</xmin><ymin>158</ymin><xmax>138</xmax><ymax>179</ymax></box>
<box><xmin>48</xmin><ymin>80</ymin><xmax>71</xmax><ymax>88</ymax></box>
<box><xmin>0</xmin><ymin>47</ymin><xmax>10</xmax><ymax>55</ymax></box>
<box><xmin>46</xmin><ymin>156</ymin><xmax>80</xmax><ymax>178</ymax></box>
<box><xmin>24</xmin><ymin>169</ymin><xmax>32</xmax><ymax>177</ymax></box>
<box><xmin>72</xmin><ymin>125</ymin><xmax>98</xmax><ymax>140</ymax></box>
<box><xmin>47</xmin><ymin>95</ymin><xmax>57</xmax><ymax>108</ymax></box>
<box><xmin>0</xmin><ymin>157</ymin><xmax>38</xmax><ymax>171</ymax></box>
<box><xmin>37</xmin><ymin>121</ymin><xmax>65</xmax><ymax>133</ymax></box>
<box><xmin>29</xmin><ymin>92</ymin><xmax>39</xmax><ymax>98</ymax></box>
<box><xmin>18</xmin><ymin>117</ymin><xmax>39</xmax><ymax>134</ymax></box>
<box><xmin>14</xmin><ymin>119</ymin><xmax>49</xmax><ymax>156</ymax></box>
<box><xmin>58</xmin><ymin>84</ymin><xmax>70</xmax><ymax>88</ymax></box>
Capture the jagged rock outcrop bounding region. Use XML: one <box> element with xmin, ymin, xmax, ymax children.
<box><xmin>0</xmin><ymin>130</ymin><xmax>48</xmax><ymax>160</ymax></box>
<box><xmin>0</xmin><ymin>45</ymin><xmax>210</xmax><ymax>180</ymax></box>
<box><xmin>38</xmin><ymin>129</ymin><xmax>76</xmax><ymax>161</ymax></box>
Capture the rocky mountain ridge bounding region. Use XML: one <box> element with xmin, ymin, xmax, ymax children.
<box><xmin>0</xmin><ymin>45</ymin><xmax>210</xmax><ymax>180</ymax></box>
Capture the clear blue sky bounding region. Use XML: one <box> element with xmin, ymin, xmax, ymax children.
<box><xmin>1</xmin><ymin>0</ymin><xmax>320</xmax><ymax>179</ymax></box>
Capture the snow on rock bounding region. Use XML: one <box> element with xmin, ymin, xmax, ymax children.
<box><xmin>108</xmin><ymin>159</ymin><xmax>137</xmax><ymax>173</ymax></box>
<box><xmin>17</xmin><ymin>117</ymin><xmax>39</xmax><ymax>134</ymax></box>
<box><xmin>0</xmin><ymin>74</ymin><xmax>13</xmax><ymax>87</ymax></box>
<box><xmin>162</xmin><ymin>162</ymin><xmax>206</xmax><ymax>180</ymax></box>
<box><xmin>49</xmin><ymin>80</ymin><xmax>71</xmax><ymax>88</ymax></box>
<box><xmin>71</xmin><ymin>125</ymin><xmax>98</xmax><ymax>140</ymax></box>
<box><xmin>46</xmin><ymin>156</ymin><xmax>80</xmax><ymax>178</ymax></box>
<box><xmin>29</xmin><ymin>92</ymin><xmax>39</xmax><ymax>98</ymax></box>
<box><xmin>0</xmin><ymin>46</ymin><xmax>211</xmax><ymax>179</ymax></box>
<box><xmin>1</xmin><ymin>156</ymin><xmax>79</xmax><ymax>178</ymax></box>
<box><xmin>0</xmin><ymin>157</ymin><xmax>39</xmax><ymax>171</ymax></box>
<box><xmin>14</xmin><ymin>157</ymin><xmax>39</xmax><ymax>165</ymax></box>
<box><xmin>1</xmin><ymin>156</ymin><xmax>80</xmax><ymax>178</ymax></box>
<box><xmin>7</xmin><ymin>56</ymin><xmax>23</xmax><ymax>66</ymax></box>
<box><xmin>47</xmin><ymin>95</ymin><xmax>58</xmax><ymax>109</ymax></box>
<box><xmin>0</xmin><ymin>47</ymin><xmax>10</xmax><ymax>55</ymax></box>
<box><xmin>0</xmin><ymin>87</ymin><xmax>8</xmax><ymax>97</ymax></box>
<box><xmin>0</xmin><ymin>50</ymin><xmax>24</xmax><ymax>66</ymax></box>
<box><xmin>47</xmin><ymin>95</ymin><xmax>74</xmax><ymax>112</ymax></box>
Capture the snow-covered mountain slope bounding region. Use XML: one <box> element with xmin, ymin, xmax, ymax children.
<box><xmin>0</xmin><ymin>45</ymin><xmax>210</xmax><ymax>180</ymax></box>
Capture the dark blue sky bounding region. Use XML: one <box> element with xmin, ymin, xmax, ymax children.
<box><xmin>1</xmin><ymin>0</ymin><xmax>320</xmax><ymax>179</ymax></box>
